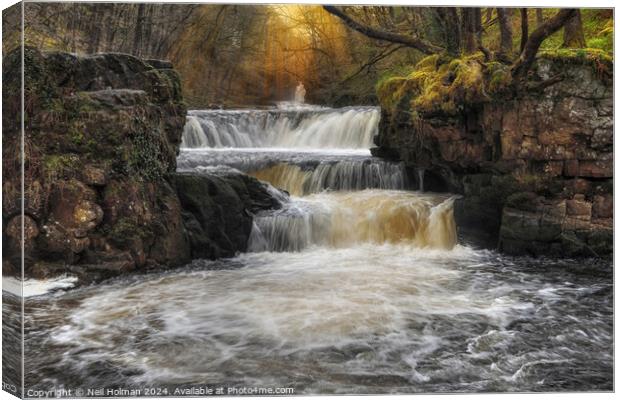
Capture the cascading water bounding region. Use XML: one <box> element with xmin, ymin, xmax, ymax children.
<box><xmin>249</xmin><ymin>191</ymin><xmax>458</xmax><ymax>252</ymax></box>
<box><xmin>181</xmin><ymin>106</ymin><xmax>379</xmax><ymax>149</ymax></box>
<box><xmin>8</xmin><ymin>103</ymin><xmax>612</xmax><ymax>394</ymax></box>
<box><xmin>294</xmin><ymin>82</ymin><xmax>306</xmax><ymax>104</ymax></box>
<box><xmin>417</xmin><ymin>167</ymin><xmax>425</xmax><ymax>192</ymax></box>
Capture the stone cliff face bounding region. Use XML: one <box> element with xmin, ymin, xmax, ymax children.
<box><xmin>2</xmin><ymin>47</ymin><xmax>281</xmax><ymax>282</ymax></box>
<box><xmin>373</xmin><ymin>54</ymin><xmax>613</xmax><ymax>257</ymax></box>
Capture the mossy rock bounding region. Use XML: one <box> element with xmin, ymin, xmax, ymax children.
<box><xmin>376</xmin><ymin>52</ymin><xmax>514</xmax><ymax>118</ymax></box>
<box><xmin>107</xmin><ymin>217</ymin><xmax>155</xmax><ymax>247</ymax></box>
<box><xmin>537</xmin><ymin>48</ymin><xmax>612</xmax><ymax>73</ymax></box>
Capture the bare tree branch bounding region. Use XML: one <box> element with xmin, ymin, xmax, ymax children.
<box><xmin>341</xmin><ymin>44</ymin><xmax>405</xmax><ymax>84</ymax></box>
<box><xmin>322</xmin><ymin>5</ymin><xmax>443</xmax><ymax>55</ymax></box>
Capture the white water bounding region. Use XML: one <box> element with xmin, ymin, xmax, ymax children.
<box><xmin>181</xmin><ymin>106</ymin><xmax>379</xmax><ymax>149</ymax></box>
<box><xmin>294</xmin><ymin>82</ymin><xmax>306</xmax><ymax>103</ymax></box>
<box><xmin>3</xmin><ymin>275</ymin><xmax>78</xmax><ymax>298</ymax></box>
<box><xmin>21</xmin><ymin>247</ymin><xmax>612</xmax><ymax>393</ymax></box>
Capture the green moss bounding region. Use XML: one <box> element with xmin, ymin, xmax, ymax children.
<box><xmin>74</xmin><ymin>92</ymin><xmax>102</xmax><ymax>113</ymax></box>
<box><xmin>486</xmin><ymin>62</ymin><xmax>513</xmax><ymax>93</ymax></box>
<box><xmin>582</xmin><ymin>10</ymin><xmax>614</xmax><ymax>52</ymax></box>
<box><xmin>538</xmin><ymin>47</ymin><xmax>612</xmax><ymax>65</ymax></box>
<box><xmin>107</xmin><ymin>217</ymin><xmax>154</xmax><ymax>246</ymax></box>
<box><xmin>127</xmin><ymin>118</ymin><xmax>167</xmax><ymax>181</ymax></box>
<box><xmin>69</xmin><ymin>125</ymin><xmax>85</xmax><ymax>146</ymax></box>
<box><xmin>376</xmin><ymin>76</ymin><xmax>416</xmax><ymax>114</ymax></box>
<box><xmin>42</xmin><ymin>154</ymin><xmax>79</xmax><ymax>181</ymax></box>
<box><xmin>376</xmin><ymin>52</ymin><xmax>512</xmax><ymax>117</ymax></box>
<box><xmin>537</xmin><ymin>48</ymin><xmax>613</xmax><ymax>78</ymax></box>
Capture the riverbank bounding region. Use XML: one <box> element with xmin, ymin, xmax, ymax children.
<box><xmin>372</xmin><ymin>50</ymin><xmax>613</xmax><ymax>257</ymax></box>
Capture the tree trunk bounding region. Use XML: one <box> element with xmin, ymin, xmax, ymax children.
<box><xmin>485</xmin><ymin>8</ymin><xmax>493</xmax><ymax>24</ymax></box>
<box><xmin>132</xmin><ymin>4</ymin><xmax>146</xmax><ymax>56</ymax></box>
<box><xmin>496</xmin><ymin>8</ymin><xmax>513</xmax><ymax>62</ymax></box>
<box><xmin>512</xmin><ymin>9</ymin><xmax>577</xmax><ymax>81</ymax></box>
<box><xmin>520</xmin><ymin>8</ymin><xmax>529</xmax><ymax>53</ymax></box>
<box><xmin>562</xmin><ymin>9</ymin><xmax>586</xmax><ymax>48</ymax></box>
<box><xmin>87</xmin><ymin>5</ymin><xmax>106</xmax><ymax>54</ymax></box>
<box><xmin>461</xmin><ymin>8</ymin><xmax>477</xmax><ymax>54</ymax></box>
<box><xmin>474</xmin><ymin>8</ymin><xmax>482</xmax><ymax>44</ymax></box>
<box><xmin>536</xmin><ymin>9</ymin><xmax>544</xmax><ymax>27</ymax></box>
<box><xmin>434</xmin><ymin>7</ymin><xmax>461</xmax><ymax>56</ymax></box>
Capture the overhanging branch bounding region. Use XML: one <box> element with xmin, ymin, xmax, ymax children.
<box><xmin>323</xmin><ymin>6</ymin><xmax>443</xmax><ymax>55</ymax></box>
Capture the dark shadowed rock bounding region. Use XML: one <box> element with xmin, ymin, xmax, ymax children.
<box><xmin>174</xmin><ymin>172</ymin><xmax>284</xmax><ymax>260</ymax></box>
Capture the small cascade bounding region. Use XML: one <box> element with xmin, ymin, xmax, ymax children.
<box><xmin>250</xmin><ymin>160</ymin><xmax>406</xmax><ymax>196</ymax></box>
<box><xmin>177</xmin><ymin>148</ymin><xmax>409</xmax><ymax>196</ymax></box>
<box><xmin>249</xmin><ymin>190</ymin><xmax>458</xmax><ymax>252</ymax></box>
<box><xmin>180</xmin><ymin>106</ymin><xmax>380</xmax><ymax>149</ymax></box>
<box><xmin>180</xmin><ymin>116</ymin><xmax>209</xmax><ymax>148</ymax></box>
<box><xmin>294</xmin><ymin>82</ymin><xmax>306</xmax><ymax>103</ymax></box>
<box><xmin>417</xmin><ymin>168</ymin><xmax>425</xmax><ymax>192</ymax></box>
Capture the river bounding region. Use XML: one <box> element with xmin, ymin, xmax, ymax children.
<box><xmin>3</xmin><ymin>103</ymin><xmax>612</xmax><ymax>395</ymax></box>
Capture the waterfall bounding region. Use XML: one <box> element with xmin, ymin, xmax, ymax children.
<box><xmin>249</xmin><ymin>191</ymin><xmax>458</xmax><ymax>252</ymax></box>
<box><xmin>180</xmin><ymin>107</ymin><xmax>380</xmax><ymax>149</ymax></box>
<box><xmin>177</xmin><ymin>105</ymin><xmax>458</xmax><ymax>254</ymax></box>
<box><xmin>294</xmin><ymin>82</ymin><xmax>306</xmax><ymax>103</ymax></box>
<box><xmin>180</xmin><ymin>116</ymin><xmax>209</xmax><ymax>148</ymax></box>
<box><xmin>250</xmin><ymin>160</ymin><xmax>406</xmax><ymax>196</ymax></box>
<box><xmin>417</xmin><ymin>168</ymin><xmax>425</xmax><ymax>192</ymax></box>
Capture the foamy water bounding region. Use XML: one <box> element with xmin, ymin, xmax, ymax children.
<box><xmin>11</xmin><ymin>247</ymin><xmax>612</xmax><ymax>393</ymax></box>
<box><xmin>3</xmin><ymin>275</ymin><xmax>78</xmax><ymax>298</ymax></box>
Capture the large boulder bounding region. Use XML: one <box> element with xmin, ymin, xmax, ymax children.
<box><xmin>174</xmin><ymin>170</ymin><xmax>284</xmax><ymax>260</ymax></box>
<box><xmin>2</xmin><ymin>46</ymin><xmax>189</xmax><ymax>279</ymax></box>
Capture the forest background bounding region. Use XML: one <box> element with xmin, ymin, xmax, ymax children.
<box><xmin>2</xmin><ymin>2</ymin><xmax>613</xmax><ymax>108</ymax></box>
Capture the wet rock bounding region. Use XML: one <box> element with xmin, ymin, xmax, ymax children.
<box><xmin>563</xmin><ymin>159</ymin><xmax>579</xmax><ymax>177</ymax></box>
<box><xmin>73</xmin><ymin>200</ymin><xmax>104</xmax><ymax>230</ymax></box>
<box><xmin>5</xmin><ymin>215</ymin><xmax>40</xmax><ymax>268</ymax></box>
<box><xmin>81</xmin><ymin>165</ymin><xmax>107</xmax><ymax>186</ymax></box>
<box><xmin>591</xmin><ymin>127</ymin><xmax>613</xmax><ymax>150</ymax></box>
<box><xmin>6</xmin><ymin>214</ymin><xmax>39</xmax><ymax>240</ymax></box>
<box><xmin>174</xmin><ymin>172</ymin><xmax>283</xmax><ymax>260</ymax></box>
<box><xmin>578</xmin><ymin>160</ymin><xmax>612</xmax><ymax>178</ymax></box>
<box><xmin>566</xmin><ymin>198</ymin><xmax>592</xmax><ymax>219</ymax></box>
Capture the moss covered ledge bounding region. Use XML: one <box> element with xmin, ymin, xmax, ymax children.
<box><xmin>373</xmin><ymin>49</ymin><xmax>613</xmax><ymax>258</ymax></box>
<box><xmin>376</xmin><ymin>48</ymin><xmax>612</xmax><ymax>119</ymax></box>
